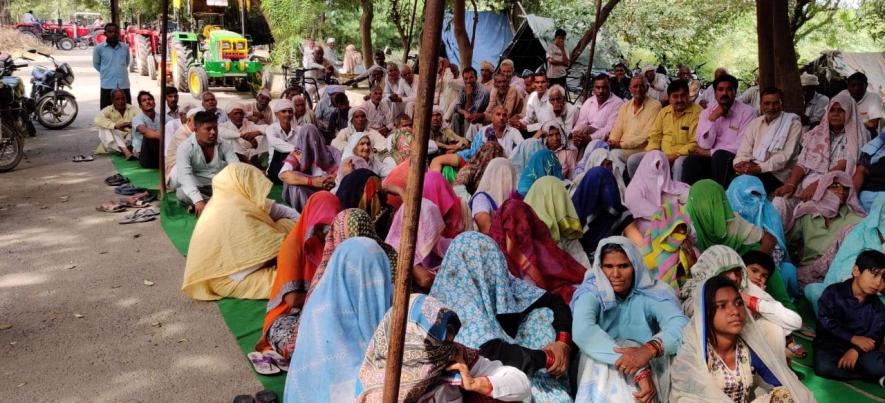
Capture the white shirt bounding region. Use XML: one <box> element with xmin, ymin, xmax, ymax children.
<box><xmin>522</xmin><ymin>90</ymin><xmax>549</xmax><ymax>127</ymax></box>
<box><xmin>804</xmin><ymin>92</ymin><xmax>829</xmax><ymax>128</ymax></box>
<box><xmin>647</xmin><ymin>73</ymin><xmax>669</xmax><ymax>103</ymax></box>
<box><xmin>265</xmin><ymin>121</ymin><xmax>298</xmax><ymax>158</ymax></box>
<box><xmin>540</xmin><ymin>102</ymin><xmax>579</xmax><ymax>137</ymax></box>
<box><xmin>856</xmin><ymin>90</ymin><xmax>885</xmax><ymax>126</ymax></box>
<box><xmin>22</xmin><ymin>13</ymin><xmax>36</xmax><ymax>23</ymax></box>
<box><xmin>419</xmin><ymin>356</ymin><xmax>531</xmax><ymax>402</ymax></box>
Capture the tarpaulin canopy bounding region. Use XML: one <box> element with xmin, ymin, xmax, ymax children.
<box><xmin>805</xmin><ymin>51</ymin><xmax>885</xmax><ymax>99</ymax></box>
<box><xmin>500</xmin><ymin>14</ymin><xmax>621</xmax><ymax>91</ymax></box>
<box><xmin>442</xmin><ymin>11</ymin><xmax>514</xmax><ymax>71</ymax></box>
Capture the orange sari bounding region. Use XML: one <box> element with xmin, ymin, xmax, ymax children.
<box><xmin>255</xmin><ymin>191</ymin><xmax>341</xmax><ymax>352</ymax></box>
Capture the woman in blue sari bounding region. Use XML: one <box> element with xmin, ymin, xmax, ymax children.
<box><xmin>517</xmin><ymin>149</ymin><xmax>563</xmax><ymax>196</ymax></box>
<box><xmin>284</xmin><ymin>237</ymin><xmax>392</xmax><ymax>403</ymax></box>
<box><xmin>571</xmin><ymin>167</ymin><xmax>629</xmax><ymax>257</ymax></box>
<box><xmin>429</xmin><ymin>232</ymin><xmax>574</xmax><ymax>402</ymax></box>
<box><xmin>805</xmin><ymin>194</ymin><xmax>885</xmax><ymax>313</ymax></box>
<box><xmin>571</xmin><ymin>236</ymin><xmax>688</xmax><ymax>403</ymax></box>
<box><xmin>726</xmin><ymin>175</ymin><xmax>799</xmax><ymax>302</ymax></box>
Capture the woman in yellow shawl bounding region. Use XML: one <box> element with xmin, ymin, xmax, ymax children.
<box><xmin>523</xmin><ymin>176</ymin><xmax>590</xmax><ymax>268</ymax></box>
<box><xmin>181</xmin><ymin>163</ymin><xmax>298</xmax><ymax>300</ymax></box>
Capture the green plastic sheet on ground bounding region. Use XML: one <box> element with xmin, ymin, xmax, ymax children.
<box><xmin>108</xmin><ymin>154</ymin><xmax>160</xmax><ymax>190</ymax></box>
<box><xmin>112</xmin><ymin>162</ymin><xmax>885</xmax><ymax>401</ymax></box>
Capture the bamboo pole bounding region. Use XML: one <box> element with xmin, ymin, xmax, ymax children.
<box><xmin>381</xmin><ymin>0</ymin><xmax>444</xmax><ymax>401</ymax></box>
<box><xmin>580</xmin><ymin>0</ymin><xmax>603</xmax><ymax>100</ymax></box>
<box><xmin>158</xmin><ymin>0</ymin><xmax>169</xmax><ymax>197</ymax></box>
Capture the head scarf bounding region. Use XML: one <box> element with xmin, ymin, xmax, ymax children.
<box><xmin>336</xmin><ymin>168</ymin><xmax>393</xmax><ymax>238</ymax></box>
<box><xmin>524</xmin><ymin>176</ymin><xmax>583</xmax><ymax>242</ymax></box>
<box><xmin>428</xmin><ymin>232</ymin><xmax>546</xmax><ymax>348</ymax></box>
<box><xmin>670</xmin><ymin>274</ymin><xmax>815</xmax><ymax>403</ymax></box>
<box><xmin>257</xmin><ymin>191</ymin><xmax>341</xmax><ymax>353</ymax></box>
<box><xmin>490</xmin><ymin>199</ymin><xmax>586</xmax><ymax>303</ymax></box>
<box><xmin>308</xmin><ymin>208</ymin><xmax>397</xmax><ymax>299</ymax></box>
<box><xmin>284</xmin><ymin>237</ymin><xmax>393</xmax><ymax>403</ymax></box>
<box><xmin>575</xmin><ymin>148</ymin><xmax>610</xmax><ymax>178</ymax></box>
<box><xmin>182</xmin><ymin>163</ymin><xmax>292</xmax><ymax>301</ymax></box>
<box><xmin>340</xmin><ymin>132</ymin><xmax>381</xmax><ymax>173</ymax></box>
<box><xmin>272</xmin><ymin>98</ymin><xmax>293</xmax><ymax>112</ymax></box>
<box><xmin>806</xmin><ymin>194</ymin><xmax>885</xmax><ymax>310</ymax></box>
<box><xmin>388</xmin><ymin>128</ymin><xmax>414</xmax><ymax>164</ymax></box>
<box><xmin>356</xmin><ymin>294</ymin><xmax>478</xmax><ymax>402</ymax></box>
<box><xmin>472</xmin><ymin>157</ymin><xmax>516</xmax><ymax>209</ymax></box>
<box><xmin>641</xmin><ymin>202</ymin><xmax>697</xmax><ymax>291</ymax></box>
<box><xmin>291</xmin><ymin>124</ymin><xmax>339</xmax><ymax>173</ymax></box>
<box><xmin>225</xmin><ymin>101</ymin><xmax>247</xmax><ymax>114</ymax></box>
<box><xmin>788</xmin><ymin>170</ymin><xmax>865</xmax><ymax>230</ymax></box>
<box><xmin>571</xmin><ymin>236</ymin><xmax>679</xmax><ymax>312</ymax></box>
<box><xmin>540</xmin><ymin>121</ymin><xmax>572</xmax><ymax>152</ymax></box>
<box><xmin>726</xmin><ymin>175</ymin><xmax>788</xmax><ymax>254</ymax></box>
<box><xmin>509</xmin><ymin>138</ymin><xmax>545</xmax><ymax>177</ymax></box>
<box><xmin>347</xmin><ymin>105</ymin><xmax>369</xmax><ymax>133</ymax></box>
<box><xmin>517</xmin><ymin>149</ymin><xmax>563</xmax><ymax>195</ymax></box>
<box><xmin>386</xmin><ymin>199</ymin><xmax>450</xmax><ymax>267</ymax></box>
<box><xmin>455</xmin><ymin>141</ymin><xmax>505</xmax><ymax>194</ymax></box>
<box><xmin>335</xmin><ymin>156</ymin><xmax>372</xmax><ymax>187</ymax></box>
<box><xmin>796</xmin><ymin>91</ymin><xmax>865</xmax><ymax>176</ymax></box>
<box><xmin>381</xmin><ymin>159</ymin><xmax>409</xmax><ymax>209</ymax></box>
<box><xmin>571</xmin><ymin>167</ymin><xmax>626</xmax><ymax>254</ymax></box>
<box><xmin>624</xmin><ymin>150</ymin><xmax>689</xmax><ymax>220</ymax></box>
<box><xmin>678</xmin><ymin>245</ymin><xmax>748</xmax><ymax>315</ymax></box>
<box><xmin>685</xmin><ymin>179</ymin><xmax>755</xmax><ymax>254</ymax></box>
<box><xmin>423</xmin><ymin>171</ymin><xmax>464</xmax><ymax>238</ymax></box>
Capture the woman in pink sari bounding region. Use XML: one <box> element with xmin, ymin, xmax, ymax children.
<box><xmin>623</xmin><ymin>150</ymin><xmax>690</xmax><ymax>235</ymax></box>
<box><xmin>423</xmin><ymin>171</ymin><xmax>465</xmax><ymax>238</ymax></box>
<box><xmin>385</xmin><ymin>198</ymin><xmax>451</xmax><ymax>291</ymax></box>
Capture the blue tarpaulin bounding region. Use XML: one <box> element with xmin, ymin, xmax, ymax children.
<box><xmin>442</xmin><ymin>11</ymin><xmax>514</xmax><ymax>71</ymax></box>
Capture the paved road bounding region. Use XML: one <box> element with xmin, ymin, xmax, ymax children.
<box><xmin>0</xmin><ymin>48</ymin><xmax>262</xmax><ymax>401</ymax></box>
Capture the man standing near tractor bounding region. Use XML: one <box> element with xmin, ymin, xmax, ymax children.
<box><xmin>93</xmin><ymin>23</ymin><xmax>131</xmax><ymax>109</ymax></box>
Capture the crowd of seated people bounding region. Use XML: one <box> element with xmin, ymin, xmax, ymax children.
<box><xmin>95</xmin><ymin>54</ymin><xmax>885</xmax><ymax>401</ymax></box>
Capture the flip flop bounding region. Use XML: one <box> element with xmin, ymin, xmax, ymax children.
<box><xmin>72</xmin><ymin>155</ymin><xmax>85</xmax><ymax>162</ymax></box>
<box><xmin>114</xmin><ymin>184</ymin><xmax>145</xmax><ymax>196</ymax></box>
<box><xmin>132</xmin><ymin>208</ymin><xmax>159</xmax><ymax>218</ymax></box>
<box><xmin>246</xmin><ymin>352</ymin><xmax>280</xmax><ymax>375</ymax></box>
<box><xmin>119</xmin><ymin>214</ymin><xmax>156</xmax><ymax>224</ymax></box>
<box><xmin>255</xmin><ymin>390</ymin><xmax>279</xmax><ymax>403</ymax></box>
<box><xmin>263</xmin><ymin>351</ymin><xmax>289</xmax><ymax>372</ymax></box>
<box><xmin>78</xmin><ymin>155</ymin><xmax>94</xmax><ymax>162</ymax></box>
<box><xmin>96</xmin><ymin>202</ymin><xmax>127</xmax><ymax>213</ymax></box>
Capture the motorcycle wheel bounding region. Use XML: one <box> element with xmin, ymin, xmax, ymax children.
<box><xmin>36</xmin><ymin>94</ymin><xmax>78</xmax><ymax>129</ymax></box>
<box><xmin>0</xmin><ymin>122</ymin><xmax>24</xmax><ymax>172</ymax></box>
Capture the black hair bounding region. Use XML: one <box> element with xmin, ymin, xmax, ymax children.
<box><xmin>614</xmin><ymin>62</ymin><xmax>628</xmax><ymax>70</ymax></box>
<box><xmin>760</xmin><ymin>86</ymin><xmax>783</xmax><ymax>99</ymax></box>
<box><xmin>742</xmin><ymin>250</ymin><xmax>776</xmax><ymax>274</ymax></box>
<box><xmin>704</xmin><ymin>276</ymin><xmax>741</xmax><ymax>347</ymax></box>
<box><xmin>712</xmin><ymin>74</ymin><xmax>739</xmax><ymax>91</ymax></box>
<box><xmin>192</xmin><ymin>111</ymin><xmax>218</xmax><ymax>127</ymax></box>
<box><xmin>396</xmin><ymin>113</ymin><xmax>411</xmax><ymax>125</ymax></box>
<box><xmin>462</xmin><ymin>66</ymin><xmax>477</xmax><ymax>76</ymax></box>
<box><xmin>165</xmin><ymin>86</ymin><xmax>178</xmax><ymax>94</ymax></box>
<box><xmin>593</xmin><ymin>73</ymin><xmax>611</xmax><ymax>84</ymax></box>
<box><xmin>847</xmin><ymin>72</ymin><xmax>868</xmax><ymax>85</ymax></box>
<box><xmin>137</xmin><ymin>90</ymin><xmax>154</xmax><ymax>103</ymax></box>
<box><xmin>554</xmin><ymin>28</ymin><xmax>566</xmax><ymax>38</ymax></box>
<box><xmin>667</xmin><ymin>79</ymin><xmax>690</xmax><ymax>95</ymax></box>
<box><xmin>599</xmin><ymin>243</ymin><xmax>626</xmax><ymax>258</ymax></box>
<box><xmin>104</xmin><ymin>22</ymin><xmax>119</xmax><ymax>30</ymax></box>
<box><xmin>331</xmin><ymin>91</ymin><xmax>348</xmax><ymax>105</ymax></box>
<box><xmin>856</xmin><ymin>250</ymin><xmax>885</xmax><ymax>274</ymax></box>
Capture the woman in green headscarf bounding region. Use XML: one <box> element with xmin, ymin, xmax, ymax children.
<box><xmin>685</xmin><ymin>180</ymin><xmax>794</xmax><ymax>309</ymax></box>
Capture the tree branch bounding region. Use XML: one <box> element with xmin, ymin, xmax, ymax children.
<box><xmin>569</xmin><ymin>0</ymin><xmax>621</xmax><ymax>65</ymax></box>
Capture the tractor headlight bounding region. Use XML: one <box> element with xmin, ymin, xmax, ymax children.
<box><xmin>222</xmin><ymin>41</ymin><xmax>231</xmax><ymax>50</ymax></box>
<box><xmin>235</xmin><ymin>42</ymin><xmax>245</xmax><ymax>50</ymax></box>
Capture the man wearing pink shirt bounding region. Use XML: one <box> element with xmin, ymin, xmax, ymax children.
<box><xmin>682</xmin><ymin>74</ymin><xmax>757</xmax><ymax>186</ymax></box>
<box><xmin>572</xmin><ymin>74</ymin><xmax>624</xmax><ymax>150</ymax></box>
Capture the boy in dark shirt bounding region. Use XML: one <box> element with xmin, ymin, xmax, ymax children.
<box><xmin>814</xmin><ymin>250</ymin><xmax>885</xmax><ymax>385</ymax></box>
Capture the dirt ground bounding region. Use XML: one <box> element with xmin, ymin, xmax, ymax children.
<box><xmin>0</xmin><ymin>48</ymin><xmax>263</xmax><ymax>402</ymax></box>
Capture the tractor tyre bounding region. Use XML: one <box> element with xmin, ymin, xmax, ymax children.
<box><xmin>172</xmin><ymin>40</ymin><xmax>194</xmax><ymax>93</ymax></box>
<box><xmin>19</xmin><ymin>30</ymin><xmax>38</xmax><ymax>41</ymax></box>
<box><xmin>147</xmin><ymin>54</ymin><xmax>157</xmax><ymax>80</ymax></box>
<box><xmin>135</xmin><ymin>35</ymin><xmax>150</xmax><ymax>76</ymax></box>
<box><xmin>187</xmin><ymin>66</ymin><xmax>209</xmax><ymax>99</ymax></box>
<box><xmin>235</xmin><ymin>78</ymin><xmax>251</xmax><ymax>92</ymax></box>
<box><xmin>57</xmin><ymin>38</ymin><xmax>75</xmax><ymax>51</ymax></box>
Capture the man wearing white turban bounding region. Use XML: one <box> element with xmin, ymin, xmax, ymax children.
<box><xmin>801</xmin><ymin>72</ymin><xmax>829</xmax><ymax>130</ymax></box>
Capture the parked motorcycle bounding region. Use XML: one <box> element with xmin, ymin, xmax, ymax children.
<box><xmin>26</xmin><ymin>49</ymin><xmax>78</xmax><ymax>129</ymax></box>
<box><xmin>0</xmin><ymin>54</ymin><xmax>35</xmax><ymax>172</ymax></box>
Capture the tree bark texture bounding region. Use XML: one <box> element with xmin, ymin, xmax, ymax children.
<box><xmin>452</xmin><ymin>0</ymin><xmax>473</xmax><ymax>71</ymax></box>
<box><xmin>360</xmin><ymin>0</ymin><xmax>374</xmax><ymax>69</ymax></box>
<box><xmin>569</xmin><ymin>0</ymin><xmax>621</xmax><ymax>65</ymax></box>
<box><xmin>757</xmin><ymin>0</ymin><xmax>803</xmax><ymax>114</ymax></box>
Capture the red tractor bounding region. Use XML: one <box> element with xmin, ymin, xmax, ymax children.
<box><xmin>15</xmin><ymin>22</ymin><xmax>76</xmax><ymax>50</ymax></box>
<box><xmin>123</xmin><ymin>26</ymin><xmax>162</xmax><ymax>80</ymax></box>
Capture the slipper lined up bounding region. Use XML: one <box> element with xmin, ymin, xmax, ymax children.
<box><xmin>118</xmin><ymin>208</ymin><xmax>159</xmax><ymax>224</ymax></box>
<box><xmin>72</xmin><ymin>155</ymin><xmax>95</xmax><ymax>163</ymax></box>
<box><xmin>114</xmin><ymin>184</ymin><xmax>146</xmax><ymax>196</ymax></box>
<box><xmin>105</xmin><ymin>174</ymin><xmax>129</xmax><ymax>187</ymax></box>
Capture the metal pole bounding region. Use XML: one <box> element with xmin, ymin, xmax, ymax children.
<box><xmin>240</xmin><ymin>0</ymin><xmax>246</xmax><ymax>36</ymax></box>
<box><xmin>158</xmin><ymin>0</ymin><xmax>170</xmax><ymax>197</ymax></box>
<box><xmin>381</xmin><ymin>0</ymin><xmax>444</xmax><ymax>401</ymax></box>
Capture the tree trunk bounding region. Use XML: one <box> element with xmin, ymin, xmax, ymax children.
<box><xmin>452</xmin><ymin>0</ymin><xmax>473</xmax><ymax>70</ymax></box>
<box><xmin>757</xmin><ymin>0</ymin><xmax>803</xmax><ymax>114</ymax></box>
<box><xmin>569</xmin><ymin>0</ymin><xmax>621</xmax><ymax>65</ymax></box>
<box><xmin>360</xmin><ymin>0</ymin><xmax>374</xmax><ymax>69</ymax></box>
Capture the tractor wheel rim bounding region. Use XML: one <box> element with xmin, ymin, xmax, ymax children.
<box><xmin>190</xmin><ymin>73</ymin><xmax>200</xmax><ymax>94</ymax></box>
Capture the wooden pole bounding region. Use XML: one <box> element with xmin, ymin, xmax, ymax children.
<box><xmin>403</xmin><ymin>0</ymin><xmax>419</xmax><ymax>63</ymax></box>
<box><xmin>770</xmin><ymin>0</ymin><xmax>803</xmax><ymax>115</ymax></box>
<box><xmin>381</xmin><ymin>0</ymin><xmax>444</xmax><ymax>401</ymax></box>
<box><xmin>581</xmin><ymin>0</ymin><xmax>602</xmax><ymax>100</ymax></box>
<box><xmin>755</xmin><ymin>0</ymin><xmax>775</xmax><ymax>89</ymax></box>
<box><xmin>110</xmin><ymin>0</ymin><xmax>120</xmax><ymax>26</ymax></box>
<box><xmin>158</xmin><ymin>0</ymin><xmax>170</xmax><ymax>197</ymax></box>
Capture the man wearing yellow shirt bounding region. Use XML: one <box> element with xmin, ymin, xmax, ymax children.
<box><xmin>634</xmin><ymin>79</ymin><xmax>701</xmax><ymax>181</ymax></box>
<box><xmin>609</xmin><ymin>75</ymin><xmax>662</xmax><ymax>172</ymax></box>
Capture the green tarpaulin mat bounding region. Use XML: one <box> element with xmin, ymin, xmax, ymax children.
<box><xmin>112</xmin><ymin>162</ymin><xmax>885</xmax><ymax>401</ymax></box>
<box><xmin>108</xmin><ymin>154</ymin><xmax>160</xmax><ymax>190</ymax></box>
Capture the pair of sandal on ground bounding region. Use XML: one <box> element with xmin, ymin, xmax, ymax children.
<box><xmin>233</xmin><ymin>389</ymin><xmax>278</xmax><ymax>403</ymax></box>
<box><xmin>97</xmin><ymin>191</ymin><xmax>156</xmax><ymax>212</ymax></box>
<box><xmin>118</xmin><ymin>208</ymin><xmax>159</xmax><ymax>224</ymax></box>
<box><xmin>72</xmin><ymin>155</ymin><xmax>95</xmax><ymax>162</ymax></box>
<box><xmin>246</xmin><ymin>350</ymin><xmax>289</xmax><ymax>375</ymax></box>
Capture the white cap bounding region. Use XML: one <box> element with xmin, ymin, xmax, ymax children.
<box><xmin>272</xmin><ymin>99</ymin><xmax>293</xmax><ymax>112</ymax></box>
<box><xmin>326</xmin><ymin>37</ymin><xmax>336</xmax><ymax>44</ymax></box>
<box><xmin>186</xmin><ymin>107</ymin><xmax>204</xmax><ymax>118</ymax></box>
<box><xmin>800</xmin><ymin>72</ymin><xmax>819</xmax><ymax>87</ymax></box>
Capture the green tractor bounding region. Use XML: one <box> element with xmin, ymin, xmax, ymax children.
<box><xmin>170</xmin><ymin>23</ymin><xmax>265</xmax><ymax>99</ymax></box>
